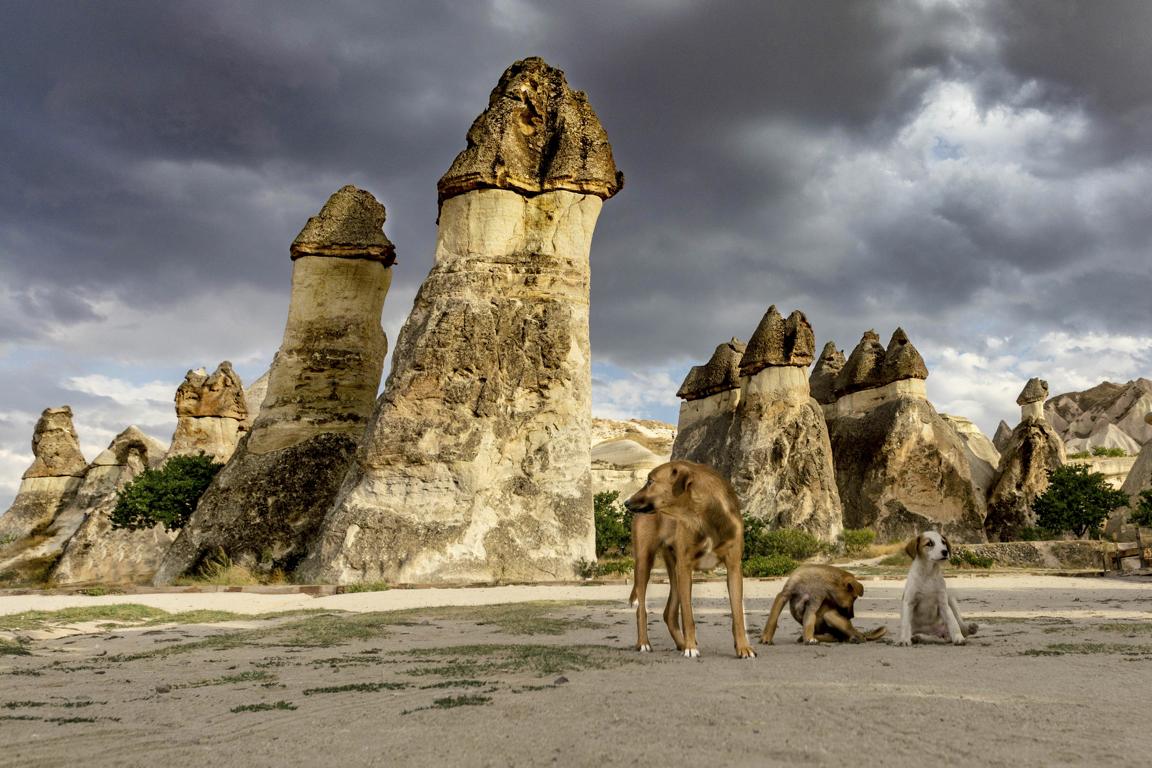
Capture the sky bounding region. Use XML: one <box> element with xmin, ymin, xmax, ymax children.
<box><xmin>2</xmin><ymin>0</ymin><xmax>1151</xmax><ymax>510</ymax></box>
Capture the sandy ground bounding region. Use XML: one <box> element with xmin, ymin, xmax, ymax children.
<box><xmin>1</xmin><ymin>573</ymin><xmax>1151</xmax><ymax>767</ymax></box>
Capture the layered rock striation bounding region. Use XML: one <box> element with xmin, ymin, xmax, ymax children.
<box><xmin>827</xmin><ymin>330</ymin><xmax>986</xmax><ymax>541</ymax></box>
<box><xmin>0</xmin><ymin>407</ymin><xmax>87</xmax><ymax>544</ymax></box>
<box><xmin>167</xmin><ymin>362</ymin><xmax>248</xmax><ymax>462</ymax></box>
<box><xmin>985</xmin><ymin>379</ymin><xmax>1067</xmax><ymax>541</ymax></box>
<box><xmin>154</xmin><ymin>185</ymin><xmax>395</xmax><ymax>583</ymax></box>
<box><xmin>299</xmin><ymin>58</ymin><xmax>621</xmax><ymax>585</ymax></box>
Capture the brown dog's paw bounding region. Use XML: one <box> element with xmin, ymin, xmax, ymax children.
<box><xmin>736</xmin><ymin>645</ymin><xmax>757</xmax><ymax>659</ymax></box>
<box><xmin>636</xmin><ymin>643</ymin><xmax>652</xmax><ymax>653</ymax></box>
<box><xmin>681</xmin><ymin>647</ymin><xmax>701</xmax><ymax>659</ymax></box>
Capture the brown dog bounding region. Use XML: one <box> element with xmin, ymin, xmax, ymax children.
<box><xmin>625</xmin><ymin>461</ymin><xmax>755</xmax><ymax>659</ymax></box>
<box><xmin>760</xmin><ymin>564</ymin><xmax>886</xmax><ymax>645</ymax></box>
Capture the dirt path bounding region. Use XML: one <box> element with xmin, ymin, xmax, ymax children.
<box><xmin>2</xmin><ymin>574</ymin><xmax>1150</xmax><ymax>767</ymax></box>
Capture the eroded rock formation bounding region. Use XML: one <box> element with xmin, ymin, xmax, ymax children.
<box><xmin>1115</xmin><ymin>412</ymin><xmax>1152</xmax><ymax>533</ymax></box>
<box><xmin>51</xmin><ymin>427</ymin><xmax>169</xmax><ymax>585</ymax></box>
<box><xmin>985</xmin><ymin>379</ymin><xmax>1067</xmax><ymax>541</ymax></box>
<box><xmin>809</xmin><ymin>341</ymin><xmax>845</xmax><ymax>419</ymax></box>
<box><xmin>993</xmin><ymin>420</ymin><xmax>1014</xmax><ymax>453</ymax></box>
<box><xmin>827</xmin><ymin>330</ymin><xmax>986</xmax><ymax>542</ymax></box>
<box><xmin>591</xmin><ymin>419</ymin><xmax>675</xmax><ymax>498</ymax></box>
<box><xmin>1046</xmin><ymin>378</ymin><xmax>1152</xmax><ymax>454</ymax></box>
<box><xmin>154</xmin><ymin>185</ymin><xmax>395</xmax><ymax>583</ymax></box>
<box><xmin>940</xmin><ymin>414</ymin><xmax>1001</xmax><ymax>502</ymax></box>
<box><xmin>168</xmin><ymin>362</ymin><xmax>248</xmax><ymax>462</ymax></box>
<box><xmin>299</xmin><ymin>58</ymin><xmax>620</xmax><ymax>585</ymax></box>
<box><xmin>0</xmin><ymin>407</ymin><xmax>87</xmax><ymax>544</ymax></box>
<box><xmin>671</xmin><ymin>338</ymin><xmax>745</xmax><ymax>472</ymax></box>
<box><xmin>725</xmin><ymin>308</ymin><xmax>841</xmax><ymax>539</ymax></box>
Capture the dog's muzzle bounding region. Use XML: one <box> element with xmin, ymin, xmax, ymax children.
<box><xmin>624</xmin><ymin>499</ymin><xmax>656</xmax><ymax>515</ymax></box>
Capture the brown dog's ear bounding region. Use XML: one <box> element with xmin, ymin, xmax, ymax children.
<box><xmin>672</xmin><ymin>468</ymin><xmax>693</xmax><ymax>497</ymax></box>
<box><xmin>904</xmin><ymin>535</ymin><xmax>920</xmax><ymax>560</ymax></box>
<box><xmin>846</xmin><ymin>576</ymin><xmax>864</xmax><ymax>599</ymax></box>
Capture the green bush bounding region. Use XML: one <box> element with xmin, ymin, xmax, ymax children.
<box><xmin>949</xmin><ymin>549</ymin><xmax>995</xmax><ymax>568</ymax></box>
<box><xmin>110</xmin><ymin>454</ymin><xmax>223</xmax><ymax>532</ymax></box>
<box><xmin>1015</xmin><ymin>526</ymin><xmax>1057</xmax><ymax>542</ymax></box>
<box><xmin>743</xmin><ymin>518</ymin><xmax>820</xmax><ymax>561</ymax></box>
<box><xmin>1033</xmin><ymin>464</ymin><xmax>1129</xmax><ymax>539</ymax></box>
<box><xmin>840</xmin><ymin>528</ymin><xmax>876</xmax><ymax>556</ymax></box>
<box><xmin>1091</xmin><ymin>446</ymin><xmax>1127</xmax><ymax>458</ymax></box>
<box><xmin>1068</xmin><ymin>451</ymin><xmax>1091</xmax><ymax>459</ymax></box>
<box><xmin>1130</xmin><ymin>490</ymin><xmax>1152</xmax><ymax>528</ymax></box>
<box><xmin>594</xmin><ymin>491</ymin><xmax>632</xmax><ymax>558</ymax></box>
<box><xmin>742</xmin><ymin>554</ymin><xmax>798</xmax><ymax>578</ymax></box>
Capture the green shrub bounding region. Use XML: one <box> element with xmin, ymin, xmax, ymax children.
<box><xmin>1091</xmin><ymin>446</ymin><xmax>1127</xmax><ymax>458</ymax></box>
<box><xmin>1033</xmin><ymin>464</ymin><xmax>1129</xmax><ymax>538</ymax></box>
<box><xmin>840</xmin><ymin>528</ymin><xmax>876</xmax><ymax>556</ymax></box>
<box><xmin>1130</xmin><ymin>490</ymin><xmax>1152</xmax><ymax>528</ymax></box>
<box><xmin>1068</xmin><ymin>451</ymin><xmax>1091</xmax><ymax>459</ymax></box>
<box><xmin>743</xmin><ymin>518</ymin><xmax>820</xmax><ymax>561</ymax></box>
<box><xmin>110</xmin><ymin>454</ymin><xmax>223</xmax><ymax>532</ymax></box>
<box><xmin>949</xmin><ymin>549</ymin><xmax>995</xmax><ymax>568</ymax></box>
<box><xmin>1015</xmin><ymin>526</ymin><xmax>1057</xmax><ymax>542</ymax></box>
<box><xmin>594</xmin><ymin>491</ymin><xmax>632</xmax><ymax>558</ymax></box>
<box><xmin>742</xmin><ymin>554</ymin><xmax>798</xmax><ymax>578</ymax></box>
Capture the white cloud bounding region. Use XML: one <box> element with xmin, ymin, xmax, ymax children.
<box><xmin>592</xmin><ymin>365</ymin><xmax>682</xmax><ymax>425</ymax></box>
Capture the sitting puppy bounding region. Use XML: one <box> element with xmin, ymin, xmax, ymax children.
<box><xmin>760</xmin><ymin>564</ymin><xmax>886</xmax><ymax>645</ymax></box>
<box><xmin>625</xmin><ymin>461</ymin><xmax>756</xmax><ymax>659</ymax></box>
<box><xmin>897</xmin><ymin>531</ymin><xmax>978</xmax><ymax>646</ymax></box>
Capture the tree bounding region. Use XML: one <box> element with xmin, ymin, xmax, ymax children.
<box><xmin>1032</xmin><ymin>464</ymin><xmax>1129</xmax><ymax>538</ymax></box>
<box><xmin>110</xmin><ymin>454</ymin><xmax>223</xmax><ymax>532</ymax></box>
<box><xmin>593</xmin><ymin>491</ymin><xmax>631</xmax><ymax>558</ymax></box>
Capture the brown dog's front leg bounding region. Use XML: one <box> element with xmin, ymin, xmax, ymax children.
<box><xmin>662</xmin><ymin>547</ymin><xmax>685</xmax><ymax>651</ymax></box>
<box><xmin>724</xmin><ymin>551</ymin><xmax>755</xmax><ymax>658</ymax></box>
<box><xmin>674</xmin><ymin>546</ymin><xmax>699</xmax><ymax>658</ymax></box>
<box><xmin>802</xmin><ymin>602</ymin><xmax>821</xmax><ymax>645</ymax></box>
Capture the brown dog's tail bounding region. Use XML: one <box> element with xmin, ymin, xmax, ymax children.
<box><xmin>864</xmin><ymin>627</ymin><xmax>887</xmax><ymax>641</ymax></box>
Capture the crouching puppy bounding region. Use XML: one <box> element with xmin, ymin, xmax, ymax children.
<box><xmin>626</xmin><ymin>461</ymin><xmax>756</xmax><ymax>659</ymax></box>
<box><xmin>897</xmin><ymin>531</ymin><xmax>979</xmax><ymax>646</ymax></box>
<box><xmin>760</xmin><ymin>564</ymin><xmax>886</xmax><ymax>645</ymax></box>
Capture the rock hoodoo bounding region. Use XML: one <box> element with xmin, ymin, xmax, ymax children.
<box><xmin>51</xmin><ymin>427</ymin><xmax>169</xmax><ymax>585</ymax></box>
<box><xmin>809</xmin><ymin>341</ymin><xmax>845</xmax><ymax>417</ymax></box>
<box><xmin>1046</xmin><ymin>378</ymin><xmax>1152</xmax><ymax>454</ymax></box>
<box><xmin>992</xmin><ymin>420</ymin><xmax>1014</xmax><ymax>453</ymax></box>
<box><xmin>724</xmin><ymin>307</ymin><xmax>842</xmax><ymax>539</ymax></box>
<box><xmin>167</xmin><ymin>362</ymin><xmax>248</xmax><ymax>462</ymax></box>
<box><xmin>985</xmin><ymin>379</ymin><xmax>1067</xmax><ymax>541</ymax></box>
<box><xmin>0</xmin><ymin>407</ymin><xmax>87</xmax><ymax>543</ymax></box>
<box><xmin>940</xmin><ymin>414</ymin><xmax>1001</xmax><ymax>502</ymax></box>
<box><xmin>299</xmin><ymin>58</ymin><xmax>621</xmax><ymax>585</ymax></box>
<box><xmin>671</xmin><ymin>338</ymin><xmax>746</xmax><ymax>472</ymax></box>
<box><xmin>827</xmin><ymin>330</ymin><xmax>986</xmax><ymax>541</ymax></box>
<box><xmin>154</xmin><ymin>185</ymin><xmax>395</xmax><ymax>583</ymax></box>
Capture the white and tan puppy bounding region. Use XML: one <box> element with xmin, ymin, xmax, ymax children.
<box><xmin>896</xmin><ymin>531</ymin><xmax>978</xmax><ymax>646</ymax></box>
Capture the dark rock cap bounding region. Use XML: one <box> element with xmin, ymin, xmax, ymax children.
<box><xmin>881</xmin><ymin>328</ymin><xmax>929</xmax><ymax>384</ymax></box>
<box><xmin>1016</xmin><ymin>377</ymin><xmax>1049</xmax><ymax>406</ymax></box>
<box><xmin>438</xmin><ymin>57</ymin><xmax>623</xmax><ymax>205</ymax></box>
<box><xmin>810</xmin><ymin>341</ymin><xmax>846</xmax><ymax>405</ymax></box>
<box><xmin>833</xmin><ymin>330</ymin><xmax>887</xmax><ymax>397</ymax></box>
<box><xmin>676</xmin><ymin>338</ymin><xmax>746</xmax><ymax>401</ymax></box>
<box><xmin>739</xmin><ymin>306</ymin><xmax>816</xmax><ymax>376</ymax></box>
<box><xmin>291</xmin><ymin>185</ymin><xmax>396</xmax><ymax>265</ymax></box>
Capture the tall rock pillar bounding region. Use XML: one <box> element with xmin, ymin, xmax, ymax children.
<box><xmin>726</xmin><ymin>307</ymin><xmax>842</xmax><ymax>539</ymax></box>
<box><xmin>985</xmin><ymin>378</ymin><xmax>1067</xmax><ymax>540</ymax></box>
<box><xmin>154</xmin><ymin>185</ymin><xmax>395</xmax><ymax>582</ymax></box>
<box><xmin>0</xmin><ymin>407</ymin><xmax>87</xmax><ymax>543</ymax></box>
<box><xmin>670</xmin><ymin>338</ymin><xmax>746</xmax><ymax>472</ymax></box>
<box><xmin>300</xmin><ymin>57</ymin><xmax>622</xmax><ymax>584</ymax></box>
<box><xmin>167</xmin><ymin>362</ymin><xmax>248</xmax><ymax>462</ymax></box>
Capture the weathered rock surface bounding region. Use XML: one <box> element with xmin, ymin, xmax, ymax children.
<box><xmin>0</xmin><ymin>407</ymin><xmax>86</xmax><ymax>544</ymax></box>
<box><xmin>1046</xmin><ymin>378</ymin><xmax>1152</xmax><ymax>452</ymax></box>
<box><xmin>738</xmin><ymin>306</ymin><xmax>815</xmax><ymax>374</ymax></box>
<box><xmin>437</xmin><ymin>56</ymin><xmax>622</xmax><ymax>205</ymax></box>
<box><xmin>301</xmin><ymin>59</ymin><xmax>620</xmax><ymax>585</ymax></box>
<box><xmin>168</xmin><ymin>362</ymin><xmax>248</xmax><ymax>462</ymax></box>
<box><xmin>51</xmin><ymin>427</ymin><xmax>170</xmax><ymax>585</ymax></box>
<box><xmin>828</xmin><ymin>331</ymin><xmax>986</xmax><ymax>542</ymax></box>
<box><xmin>941</xmin><ymin>414</ymin><xmax>1001</xmax><ymax>501</ymax></box>
<box><xmin>724</xmin><ymin>308</ymin><xmax>841</xmax><ymax>538</ymax></box>
<box><xmin>809</xmin><ymin>342</ymin><xmax>845</xmax><ymax>409</ymax></box>
<box><xmin>1119</xmin><ymin>412</ymin><xmax>1152</xmax><ymax>510</ymax></box>
<box><xmin>672</xmin><ymin>338</ymin><xmax>745</xmax><ymax>471</ymax></box>
<box><xmin>591</xmin><ymin>419</ymin><xmax>675</xmax><ymax>498</ymax></box>
<box><xmin>155</xmin><ymin>185</ymin><xmax>394</xmax><ymax>583</ymax></box>
<box><xmin>993</xmin><ymin>420</ymin><xmax>1014</xmax><ymax>452</ymax></box>
<box><xmin>985</xmin><ymin>380</ymin><xmax>1067</xmax><ymax>541</ymax></box>
<box><xmin>243</xmin><ymin>370</ymin><xmax>270</xmax><ymax>426</ymax></box>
